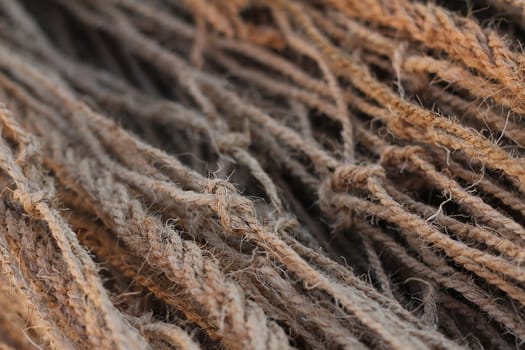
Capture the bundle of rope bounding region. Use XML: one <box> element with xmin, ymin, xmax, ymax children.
<box><xmin>0</xmin><ymin>0</ymin><xmax>524</xmax><ymax>349</ymax></box>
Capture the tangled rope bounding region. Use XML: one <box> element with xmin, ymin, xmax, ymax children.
<box><xmin>0</xmin><ymin>0</ymin><xmax>524</xmax><ymax>349</ymax></box>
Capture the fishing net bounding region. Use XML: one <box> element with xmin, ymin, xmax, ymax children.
<box><xmin>0</xmin><ymin>0</ymin><xmax>524</xmax><ymax>349</ymax></box>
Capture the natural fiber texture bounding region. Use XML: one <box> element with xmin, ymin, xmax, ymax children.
<box><xmin>0</xmin><ymin>0</ymin><xmax>524</xmax><ymax>349</ymax></box>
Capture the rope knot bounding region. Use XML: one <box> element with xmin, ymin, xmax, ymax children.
<box><xmin>205</xmin><ymin>179</ymin><xmax>257</xmax><ymax>232</ymax></box>
<box><xmin>380</xmin><ymin>145</ymin><xmax>424</xmax><ymax>165</ymax></box>
<box><xmin>331</xmin><ymin>163</ymin><xmax>385</xmax><ymax>190</ymax></box>
<box><xmin>205</xmin><ymin>178</ymin><xmax>237</xmax><ymax>194</ymax></box>
<box><xmin>12</xmin><ymin>189</ymin><xmax>47</xmax><ymax>214</ymax></box>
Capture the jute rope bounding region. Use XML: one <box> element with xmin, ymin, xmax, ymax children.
<box><xmin>0</xmin><ymin>0</ymin><xmax>524</xmax><ymax>348</ymax></box>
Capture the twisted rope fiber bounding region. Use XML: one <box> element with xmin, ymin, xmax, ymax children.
<box><xmin>0</xmin><ymin>0</ymin><xmax>525</xmax><ymax>349</ymax></box>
